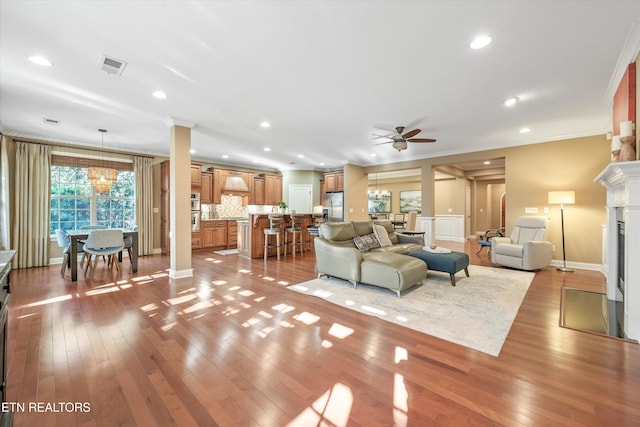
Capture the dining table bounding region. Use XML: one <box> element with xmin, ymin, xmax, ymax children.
<box><xmin>66</xmin><ymin>229</ymin><xmax>138</xmax><ymax>282</ymax></box>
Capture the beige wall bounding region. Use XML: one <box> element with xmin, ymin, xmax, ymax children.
<box><xmin>344</xmin><ymin>164</ymin><xmax>368</xmax><ymax>220</ymax></box>
<box><xmin>362</xmin><ymin>134</ymin><xmax>610</xmax><ymax>265</ymax></box>
<box><xmin>434</xmin><ymin>178</ymin><xmax>466</xmax><ymax>215</ymax></box>
<box><xmin>368</xmin><ymin>175</ymin><xmax>421</xmax><ymax>213</ymax></box>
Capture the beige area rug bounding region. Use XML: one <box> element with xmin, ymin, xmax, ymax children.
<box><xmin>288</xmin><ymin>265</ymin><xmax>535</xmax><ymax>356</ymax></box>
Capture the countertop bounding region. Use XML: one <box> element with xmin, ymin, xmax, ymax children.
<box><xmin>0</xmin><ymin>250</ymin><xmax>16</xmax><ymax>275</ymax></box>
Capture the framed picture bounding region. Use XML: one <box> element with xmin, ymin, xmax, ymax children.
<box><xmin>400</xmin><ymin>190</ymin><xmax>421</xmax><ymax>213</ymax></box>
<box><xmin>368</xmin><ymin>191</ymin><xmax>391</xmax><ymax>213</ymax></box>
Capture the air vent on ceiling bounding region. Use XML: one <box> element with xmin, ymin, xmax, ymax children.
<box><xmin>100</xmin><ymin>55</ymin><xmax>127</xmax><ymax>76</ymax></box>
<box><xmin>43</xmin><ymin>118</ymin><xmax>60</xmax><ymax>125</ymax></box>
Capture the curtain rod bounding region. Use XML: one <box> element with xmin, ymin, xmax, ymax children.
<box><xmin>7</xmin><ymin>135</ymin><xmax>155</xmax><ymax>159</ymax></box>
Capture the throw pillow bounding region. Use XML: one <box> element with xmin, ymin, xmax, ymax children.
<box><xmin>373</xmin><ymin>224</ymin><xmax>392</xmax><ymax>247</ymax></box>
<box><xmin>353</xmin><ymin>233</ymin><xmax>381</xmax><ymax>252</ymax></box>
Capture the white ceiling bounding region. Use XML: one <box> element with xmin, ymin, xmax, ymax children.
<box><xmin>1</xmin><ymin>1</ymin><xmax>639</xmax><ymax>172</ymax></box>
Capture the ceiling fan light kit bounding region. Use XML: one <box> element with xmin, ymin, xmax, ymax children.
<box><xmin>372</xmin><ymin>124</ymin><xmax>436</xmax><ymax>151</ymax></box>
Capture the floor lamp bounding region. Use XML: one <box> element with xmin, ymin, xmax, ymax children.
<box><xmin>548</xmin><ymin>191</ymin><xmax>575</xmax><ymax>272</ymax></box>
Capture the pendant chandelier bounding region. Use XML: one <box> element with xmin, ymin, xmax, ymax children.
<box><xmin>87</xmin><ymin>129</ymin><xmax>117</xmax><ymax>193</ymax></box>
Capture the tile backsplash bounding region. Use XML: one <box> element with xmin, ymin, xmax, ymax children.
<box><xmin>201</xmin><ymin>194</ymin><xmax>276</xmax><ymax>219</ymax></box>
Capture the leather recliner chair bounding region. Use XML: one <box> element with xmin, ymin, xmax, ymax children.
<box><xmin>491</xmin><ymin>216</ymin><xmax>553</xmax><ymax>271</ymax></box>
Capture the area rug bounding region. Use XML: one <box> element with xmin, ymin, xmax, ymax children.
<box><xmin>288</xmin><ymin>265</ymin><xmax>535</xmax><ymax>356</ymax></box>
<box><xmin>214</xmin><ymin>249</ymin><xmax>239</xmax><ymax>255</ymax></box>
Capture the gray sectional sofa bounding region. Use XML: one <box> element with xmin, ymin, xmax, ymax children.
<box><xmin>313</xmin><ymin>220</ymin><xmax>427</xmax><ymax>296</ymax></box>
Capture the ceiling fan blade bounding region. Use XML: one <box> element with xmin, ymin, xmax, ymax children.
<box><xmin>371</xmin><ymin>141</ymin><xmax>393</xmax><ymax>146</ymax></box>
<box><xmin>408</xmin><ymin>138</ymin><xmax>437</xmax><ymax>143</ymax></box>
<box><xmin>402</xmin><ymin>128</ymin><xmax>421</xmax><ymax>139</ymax></box>
<box><xmin>372</xmin><ymin>133</ymin><xmax>394</xmax><ymax>140</ymax></box>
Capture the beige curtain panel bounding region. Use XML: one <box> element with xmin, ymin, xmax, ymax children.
<box><xmin>12</xmin><ymin>141</ymin><xmax>51</xmax><ymax>268</ymax></box>
<box><xmin>0</xmin><ymin>135</ymin><xmax>11</xmax><ymax>251</ymax></box>
<box><xmin>133</xmin><ymin>156</ymin><xmax>153</xmax><ymax>256</ymax></box>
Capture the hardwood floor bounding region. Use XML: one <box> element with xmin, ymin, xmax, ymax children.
<box><xmin>6</xmin><ymin>242</ymin><xmax>640</xmax><ymax>426</ymax></box>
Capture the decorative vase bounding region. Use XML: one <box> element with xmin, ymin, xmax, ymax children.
<box><xmin>279</xmin><ymin>207</ymin><xmax>286</xmax><ymax>214</ymax></box>
<box><xmin>619</xmin><ymin>136</ymin><xmax>636</xmax><ymax>162</ymax></box>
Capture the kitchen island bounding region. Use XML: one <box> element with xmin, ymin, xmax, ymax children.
<box><xmin>239</xmin><ymin>214</ymin><xmax>317</xmax><ymax>259</ymax></box>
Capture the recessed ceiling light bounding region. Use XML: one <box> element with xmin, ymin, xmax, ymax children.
<box><xmin>470</xmin><ymin>35</ymin><xmax>492</xmax><ymax>49</ymax></box>
<box><xmin>260</xmin><ymin>121</ymin><xmax>271</xmax><ymax>128</ymax></box>
<box><xmin>319</xmin><ymin>162</ymin><xmax>325</xmax><ymax>166</ymax></box>
<box><xmin>370</xmin><ymin>153</ymin><xmax>377</xmax><ymax>157</ymax></box>
<box><xmin>253</xmin><ymin>160</ymin><xmax>259</xmax><ymax>163</ymax></box>
<box><xmin>298</xmin><ymin>154</ymin><xmax>304</xmax><ymax>158</ymax></box>
<box><xmin>152</xmin><ymin>90</ymin><xmax>167</xmax><ymax>99</ymax></box>
<box><xmin>190</xmin><ymin>149</ymin><xmax>196</xmax><ymax>154</ymax></box>
<box><xmin>503</xmin><ymin>97</ymin><xmax>519</xmax><ymax>107</ymax></box>
<box><xmin>264</xmin><ymin>147</ymin><xmax>271</xmax><ymax>152</ymax></box>
<box><xmin>222</xmin><ymin>154</ymin><xmax>229</xmax><ymax>159</ymax></box>
<box><xmin>483</xmin><ymin>161</ymin><xmax>491</xmax><ymax>165</ymax></box>
<box><xmin>520</xmin><ymin>127</ymin><xmax>531</xmax><ymax>134</ymax></box>
<box><xmin>28</xmin><ymin>55</ymin><xmax>53</xmax><ymax>67</ymax></box>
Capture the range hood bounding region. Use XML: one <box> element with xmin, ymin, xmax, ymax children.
<box><xmin>222</xmin><ymin>175</ymin><xmax>250</xmax><ymax>194</ymax></box>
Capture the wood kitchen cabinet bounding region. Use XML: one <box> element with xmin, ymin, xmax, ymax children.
<box><xmin>191</xmin><ymin>164</ymin><xmax>202</xmax><ymax>186</ymax></box>
<box><xmin>251</xmin><ymin>176</ymin><xmax>265</xmax><ymax>205</ymax></box>
<box><xmin>202</xmin><ymin>221</ymin><xmax>214</xmax><ymax>248</ymax></box>
<box><xmin>324</xmin><ymin>171</ymin><xmax>343</xmax><ymax>192</ymax></box>
<box><xmin>211</xmin><ymin>168</ymin><xmax>252</xmax><ymax>204</ymax></box>
<box><xmin>201</xmin><ymin>171</ymin><xmax>213</xmax><ymax>203</ymax></box>
<box><xmin>227</xmin><ymin>221</ymin><xmax>238</xmax><ymax>249</ymax></box>
<box><xmin>192</xmin><ymin>231</ymin><xmax>202</xmax><ymax>249</ymax></box>
<box><xmin>262</xmin><ymin>173</ymin><xmax>282</xmax><ymax>205</ymax></box>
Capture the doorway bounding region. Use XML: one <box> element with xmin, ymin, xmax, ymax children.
<box><xmin>288</xmin><ymin>184</ymin><xmax>312</xmax><ymax>213</ymax></box>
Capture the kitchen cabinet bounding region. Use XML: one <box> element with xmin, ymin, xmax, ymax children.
<box><xmin>262</xmin><ymin>174</ymin><xmax>282</xmax><ymax>205</ymax></box>
<box><xmin>324</xmin><ymin>171</ymin><xmax>343</xmax><ymax>192</ymax></box>
<box><xmin>211</xmin><ymin>168</ymin><xmax>252</xmax><ymax>204</ymax></box>
<box><xmin>192</xmin><ymin>231</ymin><xmax>202</xmax><ymax>249</ymax></box>
<box><xmin>201</xmin><ymin>172</ymin><xmax>213</xmax><ymax>204</ymax></box>
<box><xmin>191</xmin><ymin>164</ymin><xmax>202</xmax><ymax>186</ymax></box>
<box><xmin>227</xmin><ymin>221</ymin><xmax>238</xmax><ymax>249</ymax></box>
<box><xmin>213</xmin><ymin>221</ymin><xmax>228</xmax><ymax>247</ymax></box>
<box><xmin>251</xmin><ymin>176</ymin><xmax>265</xmax><ymax>205</ymax></box>
<box><xmin>202</xmin><ymin>221</ymin><xmax>214</xmax><ymax>248</ymax></box>
<box><xmin>0</xmin><ymin>251</ymin><xmax>15</xmax><ymax>410</ymax></box>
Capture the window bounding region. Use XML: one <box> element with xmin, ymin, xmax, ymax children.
<box><xmin>50</xmin><ymin>165</ymin><xmax>135</xmax><ymax>234</ymax></box>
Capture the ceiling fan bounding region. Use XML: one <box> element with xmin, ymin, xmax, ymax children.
<box><xmin>372</xmin><ymin>126</ymin><xmax>436</xmax><ymax>151</ymax></box>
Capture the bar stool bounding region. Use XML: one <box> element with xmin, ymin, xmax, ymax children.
<box><xmin>263</xmin><ymin>214</ymin><xmax>283</xmax><ymax>261</ymax></box>
<box><xmin>284</xmin><ymin>214</ymin><xmax>305</xmax><ymax>257</ymax></box>
<box><xmin>305</xmin><ymin>214</ymin><xmax>324</xmax><ymax>253</ymax></box>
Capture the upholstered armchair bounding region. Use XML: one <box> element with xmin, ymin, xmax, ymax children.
<box><xmin>491</xmin><ymin>216</ymin><xmax>553</xmax><ymax>271</ymax></box>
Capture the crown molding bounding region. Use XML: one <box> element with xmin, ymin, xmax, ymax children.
<box><xmin>605</xmin><ymin>19</ymin><xmax>640</xmax><ymax>105</ymax></box>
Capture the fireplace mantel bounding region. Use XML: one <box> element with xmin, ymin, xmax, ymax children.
<box><xmin>594</xmin><ymin>160</ymin><xmax>640</xmax><ymax>340</ymax></box>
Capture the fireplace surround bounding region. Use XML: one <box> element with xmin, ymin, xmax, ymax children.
<box><xmin>595</xmin><ymin>160</ymin><xmax>640</xmax><ymax>341</ymax></box>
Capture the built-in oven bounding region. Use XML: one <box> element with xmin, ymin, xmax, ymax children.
<box><xmin>190</xmin><ymin>193</ymin><xmax>201</xmax><ymax>211</ymax></box>
<box><xmin>191</xmin><ymin>211</ymin><xmax>201</xmax><ymax>232</ymax></box>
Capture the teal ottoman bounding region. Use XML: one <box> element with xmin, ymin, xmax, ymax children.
<box><xmin>408</xmin><ymin>250</ymin><xmax>470</xmax><ymax>286</ymax></box>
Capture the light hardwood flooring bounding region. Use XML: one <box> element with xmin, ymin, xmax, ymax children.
<box><xmin>5</xmin><ymin>241</ymin><xmax>640</xmax><ymax>426</ymax></box>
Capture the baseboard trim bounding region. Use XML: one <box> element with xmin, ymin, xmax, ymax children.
<box><xmin>169</xmin><ymin>268</ymin><xmax>194</xmax><ymax>279</ymax></box>
<box><xmin>550</xmin><ymin>260</ymin><xmax>604</xmax><ymax>273</ymax></box>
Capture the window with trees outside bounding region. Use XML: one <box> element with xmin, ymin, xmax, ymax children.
<box><xmin>50</xmin><ymin>163</ymin><xmax>135</xmax><ymax>234</ymax></box>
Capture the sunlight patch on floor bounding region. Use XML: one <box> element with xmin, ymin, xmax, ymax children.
<box><xmin>287</xmin><ymin>382</ymin><xmax>353</xmax><ymax>427</ymax></box>
<box><xmin>294</xmin><ymin>311</ymin><xmax>320</xmax><ymax>325</ymax></box>
<box><xmin>328</xmin><ymin>323</ymin><xmax>353</xmax><ymax>339</ymax></box>
<box><xmin>393</xmin><ymin>374</ymin><xmax>408</xmax><ymax>427</ymax></box>
<box><xmin>183</xmin><ymin>300</ymin><xmax>214</xmax><ymax>314</ymax></box>
<box><xmin>21</xmin><ymin>293</ymin><xmax>67</xmax><ymax>307</ymax></box>
<box><xmin>272</xmin><ymin>303</ymin><xmax>295</xmax><ymax>313</ymax></box>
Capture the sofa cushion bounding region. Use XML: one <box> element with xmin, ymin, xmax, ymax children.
<box><xmin>353</xmin><ymin>233</ymin><xmax>381</xmax><ymax>252</ymax></box>
<box><xmin>320</xmin><ymin>222</ymin><xmax>357</xmax><ymax>242</ymax></box>
<box><xmin>352</xmin><ymin>220</ymin><xmax>374</xmax><ymax>237</ymax></box>
<box><xmin>373</xmin><ymin>224</ymin><xmax>392</xmax><ymax>247</ymax></box>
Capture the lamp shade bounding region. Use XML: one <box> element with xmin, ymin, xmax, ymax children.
<box><xmin>548</xmin><ymin>191</ymin><xmax>575</xmax><ymax>205</ymax></box>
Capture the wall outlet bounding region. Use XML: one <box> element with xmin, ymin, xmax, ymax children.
<box><xmin>525</xmin><ymin>207</ymin><xmax>539</xmax><ymax>214</ymax></box>
<box><xmin>543</xmin><ymin>207</ymin><xmax>549</xmax><ymax>213</ymax></box>
<box><xmin>349</xmin><ymin>208</ymin><xmax>353</xmax><ymax>214</ymax></box>
<box><xmin>447</xmin><ymin>208</ymin><xmax>453</xmax><ymax>213</ymax></box>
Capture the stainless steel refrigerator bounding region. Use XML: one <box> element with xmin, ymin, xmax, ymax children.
<box><xmin>322</xmin><ymin>192</ymin><xmax>344</xmax><ymax>222</ymax></box>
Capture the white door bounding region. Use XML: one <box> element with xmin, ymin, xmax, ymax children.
<box><xmin>289</xmin><ymin>184</ymin><xmax>312</xmax><ymax>213</ymax></box>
